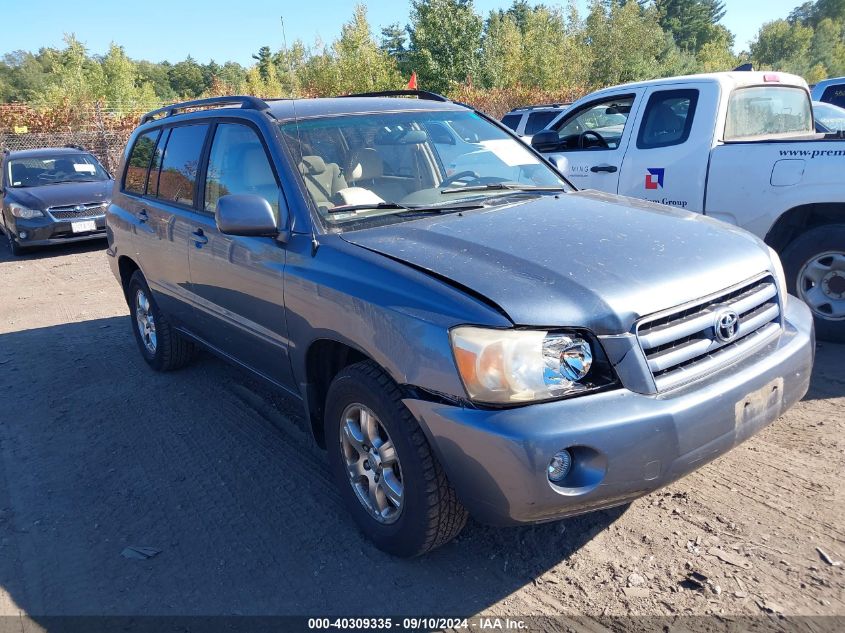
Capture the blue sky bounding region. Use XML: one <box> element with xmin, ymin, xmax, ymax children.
<box><xmin>4</xmin><ymin>0</ymin><xmax>801</xmax><ymax>66</ymax></box>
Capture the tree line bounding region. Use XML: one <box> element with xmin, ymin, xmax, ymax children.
<box><xmin>1</xmin><ymin>0</ymin><xmax>843</xmax><ymax>117</ymax></box>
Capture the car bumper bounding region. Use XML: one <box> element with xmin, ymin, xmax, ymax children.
<box><xmin>404</xmin><ymin>299</ymin><xmax>815</xmax><ymax>526</ymax></box>
<box><xmin>10</xmin><ymin>215</ymin><xmax>107</xmax><ymax>246</ymax></box>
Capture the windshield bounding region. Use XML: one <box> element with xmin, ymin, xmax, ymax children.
<box><xmin>278</xmin><ymin>109</ymin><xmax>569</xmax><ymax>227</ymax></box>
<box><xmin>814</xmin><ymin>101</ymin><xmax>845</xmax><ymax>131</ymax></box>
<box><xmin>7</xmin><ymin>153</ymin><xmax>110</xmax><ymax>188</ymax></box>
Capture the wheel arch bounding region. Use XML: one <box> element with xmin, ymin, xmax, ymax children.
<box><xmin>117</xmin><ymin>255</ymin><xmax>141</xmax><ymax>301</ymax></box>
<box><xmin>765</xmin><ymin>202</ymin><xmax>845</xmax><ymax>253</ymax></box>
<box><xmin>304</xmin><ymin>338</ymin><xmax>372</xmax><ymax>448</ymax></box>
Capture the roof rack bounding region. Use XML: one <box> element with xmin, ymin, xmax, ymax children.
<box><xmin>341</xmin><ymin>89</ymin><xmax>450</xmax><ymax>102</ymax></box>
<box><xmin>140</xmin><ymin>96</ymin><xmax>271</xmax><ymax>125</ymax></box>
<box><xmin>519</xmin><ymin>103</ymin><xmax>570</xmax><ymax>110</ymax></box>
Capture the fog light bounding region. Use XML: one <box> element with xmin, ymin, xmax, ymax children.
<box><xmin>18</xmin><ymin>231</ymin><xmax>28</xmax><ymax>240</ymax></box>
<box><xmin>547</xmin><ymin>449</ymin><xmax>572</xmax><ymax>484</ymax></box>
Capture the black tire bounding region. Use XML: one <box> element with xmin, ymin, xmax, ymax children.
<box><xmin>325</xmin><ymin>360</ymin><xmax>468</xmax><ymax>557</ymax></box>
<box><xmin>6</xmin><ymin>231</ymin><xmax>27</xmax><ymax>257</ymax></box>
<box><xmin>781</xmin><ymin>224</ymin><xmax>845</xmax><ymax>343</ymax></box>
<box><xmin>127</xmin><ymin>271</ymin><xmax>196</xmax><ymax>371</ymax></box>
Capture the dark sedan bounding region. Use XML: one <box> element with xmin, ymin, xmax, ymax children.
<box><xmin>1</xmin><ymin>147</ymin><xmax>112</xmax><ymax>255</ymax></box>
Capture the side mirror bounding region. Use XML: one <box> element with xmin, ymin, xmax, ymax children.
<box><xmin>531</xmin><ymin>130</ymin><xmax>560</xmax><ymax>152</ymax></box>
<box><xmin>215</xmin><ymin>194</ymin><xmax>286</xmax><ymax>240</ymax></box>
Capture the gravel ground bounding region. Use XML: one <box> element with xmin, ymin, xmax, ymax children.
<box><xmin>0</xmin><ymin>241</ymin><xmax>842</xmax><ymax>626</ymax></box>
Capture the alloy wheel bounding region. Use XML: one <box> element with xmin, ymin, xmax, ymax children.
<box><xmin>339</xmin><ymin>403</ymin><xmax>404</xmax><ymax>524</ymax></box>
<box><xmin>135</xmin><ymin>288</ymin><xmax>158</xmax><ymax>354</ymax></box>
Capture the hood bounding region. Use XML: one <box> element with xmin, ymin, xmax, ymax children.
<box><xmin>340</xmin><ymin>190</ymin><xmax>773</xmax><ymax>333</ymax></box>
<box><xmin>6</xmin><ymin>180</ymin><xmax>113</xmax><ymax>209</ymax></box>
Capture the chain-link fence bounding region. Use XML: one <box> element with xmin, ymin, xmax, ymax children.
<box><xmin>0</xmin><ymin>129</ymin><xmax>133</xmax><ymax>173</ymax></box>
<box><xmin>0</xmin><ymin>102</ymin><xmax>150</xmax><ymax>173</ymax></box>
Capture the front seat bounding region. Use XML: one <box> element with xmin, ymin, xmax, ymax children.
<box><xmin>346</xmin><ymin>148</ymin><xmax>407</xmax><ymax>201</ymax></box>
<box><xmin>298</xmin><ymin>155</ymin><xmax>347</xmax><ymax>208</ymax></box>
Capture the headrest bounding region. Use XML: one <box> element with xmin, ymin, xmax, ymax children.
<box><xmin>347</xmin><ymin>148</ymin><xmax>383</xmax><ymax>181</ymax></box>
<box><xmin>299</xmin><ymin>155</ymin><xmax>327</xmax><ymax>175</ymax></box>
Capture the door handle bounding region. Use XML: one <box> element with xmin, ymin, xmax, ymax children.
<box><xmin>590</xmin><ymin>165</ymin><xmax>618</xmax><ymax>173</ymax></box>
<box><xmin>191</xmin><ymin>229</ymin><xmax>208</xmax><ymax>247</ymax></box>
<box><xmin>137</xmin><ymin>209</ymin><xmax>149</xmax><ymax>223</ymax></box>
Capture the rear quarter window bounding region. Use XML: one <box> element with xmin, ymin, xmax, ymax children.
<box><xmin>725</xmin><ymin>86</ymin><xmax>813</xmax><ymax>140</ymax></box>
<box><xmin>123</xmin><ymin>130</ymin><xmax>159</xmax><ymax>194</ymax></box>
<box><xmin>524</xmin><ymin>111</ymin><xmax>559</xmax><ymax>135</ymax></box>
<box><xmin>501</xmin><ymin>114</ymin><xmax>521</xmax><ymax>131</ymax></box>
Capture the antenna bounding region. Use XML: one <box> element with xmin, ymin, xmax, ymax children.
<box><xmin>280</xmin><ymin>16</ymin><xmax>296</xmax><ymax>99</ymax></box>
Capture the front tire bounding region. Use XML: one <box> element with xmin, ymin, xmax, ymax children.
<box><xmin>6</xmin><ymin>231</ymin><xmax>26</xmax><ymax>256</ymax></box>
<box><xmin>127</xmin><ymin>271</ymin><xmax>196</xmax><ymax>371</ymax></box>
<box><xmin>781</xmin><ymin>224</ymin><xmax>845</xmax><ymax>343</ymax></box>
<box><xmin>325</xmin><ymin>360</ymin><xmax>468</xmax><ymax>557</ymax></box>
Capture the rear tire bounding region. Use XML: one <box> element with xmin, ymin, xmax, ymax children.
<box><xmin>127</xmin><ymin>271</ymin><xmax>196</xmax><ymax>371</ymax></box>
<box><xmin>781</xmin><ymin>224</ymin><xmax>845</xmax><ymax>343</ymax></box>
<box><xmin>325</xmin><ymin>360</ymin><xmax>468</xmax><ymax>557</ymax></box>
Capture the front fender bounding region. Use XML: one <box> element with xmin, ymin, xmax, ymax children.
<box><xmin>283</xmin><ymin>233</ymin><xmax>511</xmax><ymax>400</ymax></box>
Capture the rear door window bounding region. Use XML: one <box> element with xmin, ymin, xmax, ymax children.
<box><xmin>155</xmin><ymin>124</ymin><xmax>209</xmax><ymax>207</ymax></box>
<box><xmin>123</xmin><ymin>130</ymin><xmax>160</xmax><ymax>194</ymax></box>
<box><xmin>725</xmin><ymin>86</ymin><xmax>813</xmax><ymax>140</ymax></box>
<box><xmin>524</xmin><ymin>111</ymin><xmax>558</xmax><ymax>135</ymax></box>
<box><xmin>821</xmin><ymin>84</ymin><xmax>845</xmax><ymax>108</ymax></box>
<box><xmin>637</xmin><ymin>89</ymin><xmax>699</xmax><ymax>149</ymax></box>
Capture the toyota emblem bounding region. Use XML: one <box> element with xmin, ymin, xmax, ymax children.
<box><xmin>714</xmin><ymin>309</ymin><xmax>740</xmax><ymax>343</ymax></box>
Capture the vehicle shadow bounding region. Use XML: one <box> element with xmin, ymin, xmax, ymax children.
<box><xmin>802</xmin><ymin>341</ymin><xmax>845</xmax><ymax>401</ymax></box>
<box><xmin>0</xmin><ymin>317</ymin><xmax>839</xmax><ymax>621</ymax></box>
<box><xmin>0</xmin><ymin>237</ymin><xmax>107</xmax><ymax>263</ymax></box>
<box><xmin>0</xmin><ymin>316</ymin><xmax>626</xmax><ymax>621</ymax></box>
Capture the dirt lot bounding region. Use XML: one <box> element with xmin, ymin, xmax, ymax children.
<box><xmin>0</xmin><ymin>241</ymin><xmax>842</xmax><ymax>626</ymax></box>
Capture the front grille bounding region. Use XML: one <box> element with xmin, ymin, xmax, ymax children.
<box><xmin>637</xmin><ymin>275</ymin><xmax>782</xmax><ymax>392</ymax></box>
<box><xmin>47</xmin><ymin>202</ymin><xmax>107</xmax><ymax>220</ymax></box>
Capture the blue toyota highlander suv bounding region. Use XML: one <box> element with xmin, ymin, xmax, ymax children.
<box><xmin>106</xmin><ymin>93</ymin><xmax>815</xmax><ymax>556</ymax></box>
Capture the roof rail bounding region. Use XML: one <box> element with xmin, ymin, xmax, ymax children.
<box><xmin>140</xmin><ymin>95</ymin><xmax>271</xmax><ymax>125</ymax></box>
<box><xmin>515</xmin><ymin>103</ymin><xmax>570</xmax><ymax>110</ymax></box>
<box><xmin>65</xmin><ymin>144</ymin><xmax>85</xmax><ymax>151</ymax></box>
<box><xmin>341</xmin><ymin>89</ymin><xmax>450</xmax><ymax>102</ymax></box>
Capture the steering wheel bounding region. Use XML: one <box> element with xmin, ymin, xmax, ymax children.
<box><xmin>579</xmin><ymin>130</ymin><xmax>609</xmax><ymax>149</ymax></box>
<box><xmin>440</xmin><ymin>170</ymin><xmax>480</xmax><ymax>188</ymax></box>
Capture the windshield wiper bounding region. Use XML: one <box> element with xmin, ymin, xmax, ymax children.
<box><xmin>394</xmin><ymin>203</ymin><xmax>484</xmax><ymax>216</ymax></box>
<box><xmin>440</xmin><ymin>183</ymin><xmax>566</xmax><ymax>194</ymax></box>
<box><xmin>327</xmin><ymin>202</ymin><xmax>410</xmax><ymax>214</ymax></box>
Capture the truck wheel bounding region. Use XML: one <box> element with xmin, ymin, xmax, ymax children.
<box><xmin>781</xmin><ymin>224</ymin><xmax>845</xmax><ymax>343</ymax></box>
<box><xmin>127</xmin><ymin>271</ymin><xmax>196</xmax><ymax>371</ymax></box>
<box><xmin>325</xmin><ymin>360</ymin><xmax>468</xmax><ymax>557</ymax></box>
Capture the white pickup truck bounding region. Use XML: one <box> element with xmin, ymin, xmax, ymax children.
<box><xmin>530</xmin><ymin>71</ymin><xmax>845</xmax><ymax>341</ymax></box>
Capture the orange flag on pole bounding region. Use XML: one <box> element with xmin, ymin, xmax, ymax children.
<box><xmin>407</xmin><ymin>72</ymin><xmax>418</xmax><ymax>90</ymax></box>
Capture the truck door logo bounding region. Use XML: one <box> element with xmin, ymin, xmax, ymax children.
<box><xmin>645</xmin><ymin>168</ymin><xmax>665</xmax><ymax>190</ymax></box>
